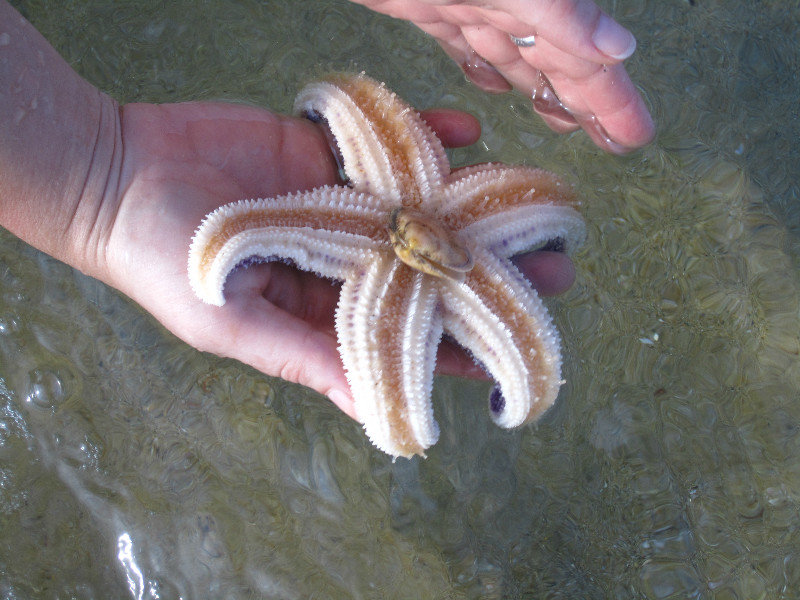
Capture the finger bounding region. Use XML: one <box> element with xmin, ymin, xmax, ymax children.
<box><xmin>220</xmin><ymin>265</ymin><xmax>358</xmax><ymax>421</ymax></box>
<box><xmin>462</xmin><ymin>51</ymin><xmax>515</xmax><ymax>94</ymax></box>
<box><xmin>419</xmin><ymin>108</ymin><xmax>482</xmax><ymax>147</ymax></box>
<box><xmin>460</xmin><ymin>25</ymin><xmax>653</xmax><ymax>150</ymax></box>
<box><xmin>221</xmin><ymin>249</ymin><xmax>575</xmax><ymax>391</ymax></box>
<box><xmin>456</xmin><ymin>25</ymin><xmax>585</xmax><ymax>130</ymax></box>
<box><xmin>257</xmin><ymin>262</ymin><xmax>341</xmax><ymax>331</ymax></box>
<box><xmin>534</xmin><ymin>111</ymin><xmax>581</xmax><ymax>135</ymax></box>
<box><xmin>478</xmin><ymin>27</ymin><xmax>602</xmax><ymax>85</ymax></box>
<box><xmin>436</xmin><ymin>336</ymin><xmax>489</xmax><ymax>379</ymax></box>
<box><xmin>414</xmin><ymin>19</ymin><xmax>513</xmax><ymax>93</ymax></box>
<box><xmin>545</xmin><ymin>64</ymin><xmax>655</xmax><ymax>151</ymax></box>
<box><xmin>512</xmin><ymin>250</ymin><xmax>576</xmax><ymax>296</ymax></box>
<box><xmin>473</xmin><ymin>0</ymin><xmax>637</xmax><ymax>64</ymax></box>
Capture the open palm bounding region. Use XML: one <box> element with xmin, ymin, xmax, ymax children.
<box><xmin>97</xmin><ymin>101</ymin><xmax>574</xmax><ymax>420</ymax></box>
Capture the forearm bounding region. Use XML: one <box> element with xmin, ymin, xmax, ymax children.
<box><xmin>0</xmin><ymin>0</ymin><xmax>121</xmax><ymax>277</ymax></box>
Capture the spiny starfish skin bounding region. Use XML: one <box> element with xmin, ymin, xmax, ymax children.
<box><xmin>189</xmin><ymin>74</ymin><xmax>585</xmax><ymax>458</ymax></box>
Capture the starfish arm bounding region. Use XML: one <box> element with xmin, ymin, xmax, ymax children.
<box><xmin>294</xmin><ymin>73</ymin><xmax>450</xmax><ymax>206</ymax></box>
<box><xmin>463</xmin><ymin>204</ymin><xmax>585</xmax><ymax>259</ymax></box>
<box><xmin>188</xmin><ymin>74</ymin><xmax>586</xmax><ymax>457</ymax></box>
<box><xmin>439</xmin><ymin>248</ymin><xmax>563</xmax><ymax>429</ymax></box>
<box><xmin>443</xmin><ymin>162</ymin><xmax>505</xmax><ymax>182</ymax></box>
<box><xmin>188</xmin><ymin>187</ymin><xmax>386</xmax><ymax>306</ymax></box>
<box><xmin>336</xmin><ymin>255</ymin><xmax>442</xmax><ymax>458</ymax></box>
<box><xmin>442</xmin><ymin>166</ymin><xmax>586</xmax><ymax>257</ymax></box>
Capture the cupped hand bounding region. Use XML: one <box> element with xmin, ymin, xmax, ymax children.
<box><xmin>99</xmin><ymin>102</ymin><xmax>575</xmax><ymax>420</ymax></box>
<box><xmin>354</xmin><ymin>0</ymin><xmax>655</xmax><ymax>153</ymax></box>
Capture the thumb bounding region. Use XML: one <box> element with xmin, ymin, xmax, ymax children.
<box><xmin>206</xmin><ymin>269</ymin><xmax>357</xmax><ymax>421</ymax></box>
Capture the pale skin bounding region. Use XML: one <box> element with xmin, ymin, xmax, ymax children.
<box><xmin>0</xmin><ymin>0</ymin><xmax>651</xmax><ymax>420</ymax></box>
<box><xmin>355</xmin><ymin>0</ymin><xmax>655</xmax><ymax>152</ymax></box>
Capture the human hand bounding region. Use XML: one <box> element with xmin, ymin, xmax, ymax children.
<box><xmin>353</xmin><ymin>0</ymin><xmax>655</xmax><ymax>153</ymax></box>
<box><xmin>95</xmin><ymin>102</ymin><xmax>575</xmax><ymax>420</ymax></box>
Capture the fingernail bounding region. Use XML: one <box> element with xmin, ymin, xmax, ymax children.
<box><xmin>531</xmin><ymin>70</ymin><xmax>579</xmax><ymax>125</ymax></box>
<box><xmin>462</xmin><ymin>49</ymin><xmax>513</xmax><ymax>94</ymax></box>
<box><xmin>592</xmin><ymin>15</ymin><xmax>637</xmax><ymax>60</ymax></box>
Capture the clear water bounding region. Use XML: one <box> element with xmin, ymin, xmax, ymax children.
<box><xmin>2</xmin><ymin>0</ymin><xmax>799</xmax><ymax>598</ymax></box>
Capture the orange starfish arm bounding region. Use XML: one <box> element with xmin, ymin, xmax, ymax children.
<box><xmin>440</xmin><ymin>249</ymin><xmax>563</xmax><ymax>427</ymax></box>
<box><xmin>294</xmin><ymin>74</ymin><xmax>450</xmax><ymax>206</ymax></box>
<box><xmin>336</xmin><ymin>256</ymin><xmax>443</xmax><ymax>458</ymax></box>
<box><xmin>443</xmin><ymin>166</ymin><xmax>583</xmax><ymax>256</ymax></box>
<box><xmin>188</xmin><ymin>187</ymin><xmax>388</xmax><ymax>306</ymax></box>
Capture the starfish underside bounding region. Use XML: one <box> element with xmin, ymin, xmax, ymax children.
<box><xmin>189</xmin><ymin>73</ymin><xmax>585</xmax><ymax>458</ymax></box>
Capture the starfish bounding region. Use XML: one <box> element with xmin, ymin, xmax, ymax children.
<box><xmin>188</xmin><ymin>74</ymin><xmax>585</xmax><ymax>458</ymax></box>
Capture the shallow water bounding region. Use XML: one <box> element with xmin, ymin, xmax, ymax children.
<box><xmin>2</xmin><ymin>0</ymin><xmax>800</xmax><ymax>598</ymax></box>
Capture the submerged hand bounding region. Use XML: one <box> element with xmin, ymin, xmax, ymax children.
<box><xmin>355</xmin><ymin>0</ymin><xmax>655</xmax><ymax>153</ymax></box>
<box><xmin>97</xmin><ymin>102</ymin><xmax>574</xmax><ymax>420</ymax></box>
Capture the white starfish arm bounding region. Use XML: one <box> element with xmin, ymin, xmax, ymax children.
<box><xmin>442</xmin><ymin>165</ymin><xmax>585</xmax><ymax>256</ymax></box>
<box><xmin>439</xmin><ymin>249</ymin><xmax>562</xmax><ymax>428</ymax></box>
<box><xmin>336</xmin><ymin>255</ymin><xmax>442</xmax><ymax>458</ymax></box>
<box><xmin>294</xmin><ymin>74</ymin><xmax>449</xmax><ymax>205</ymax></box>
<box><xmin>188</xmin><ymin>187</ymin><xmax>386</xmax><ymax>306</ymax></box>
<box><xmin>463</xmin><ymin>204</ymin><xmax>586</xmax><ymax>259</ymax></box>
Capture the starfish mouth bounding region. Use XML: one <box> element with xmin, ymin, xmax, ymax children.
<box><xmin>388</xmin><ymin>207</ymin><xmax>474</xmax><ymax>279</ymax></box>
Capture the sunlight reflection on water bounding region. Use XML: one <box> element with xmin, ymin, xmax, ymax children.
<box><xmin>117</xmin><ymin>533</ymin><xmax>145</xmax><ymax>600</ymax></box>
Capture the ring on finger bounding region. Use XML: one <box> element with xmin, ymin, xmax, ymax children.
<box><xmin>509</xmin><ymin>34</ymin><xmax>536</xmax><ymax>47</ymax></box>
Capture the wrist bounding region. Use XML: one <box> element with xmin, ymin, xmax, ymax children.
<box><xmin>0</xmin><ymin>88</ymin><xmax>123</xmax><ymax>282</ymax></box>
<box><xmin>61</xmin><ymin>91</ymin><xmax>124</xmax><ymax>283</ymax></box>
<box><xmin>0</xmin><ymin>1</ymin><xmax>123</xmax><ymax>282</ymax></box>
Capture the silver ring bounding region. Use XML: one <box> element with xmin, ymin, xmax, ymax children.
<box><xmin>510</xmin><ymin>34</ymin><xmax>536</xmax><ymax>47</ymax></box>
